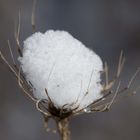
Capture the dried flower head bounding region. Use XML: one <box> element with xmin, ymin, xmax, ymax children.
<box><xmin>18</xmin><ymin>30</ymin><xmax>103</xmax><ymax>118</ymax></box>
<box><xmin>1</xmin><ymin>30</ymin><xmax>140</xmax><ymax>140</ymax></box>
<box><xmin>0</xmin><ymin>2</ymin><xmax>140</xmax><ymax>140</ymax></box>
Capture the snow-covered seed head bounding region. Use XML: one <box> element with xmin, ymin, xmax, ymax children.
<box><xmin>19</xmin><ymin>30</ymin><xmax>103</xmax><ymax>118</ymax></box>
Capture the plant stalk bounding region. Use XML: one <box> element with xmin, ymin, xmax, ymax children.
<box><xmin>56</xmin><ymin>118</ymin><xmax>70</xmax><ymax>140</ymax></box>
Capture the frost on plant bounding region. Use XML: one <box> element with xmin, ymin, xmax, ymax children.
<box><xmin>19</xmin><ymin>30</ymin><xmax>103</xmax><ymax>113</ymax></box>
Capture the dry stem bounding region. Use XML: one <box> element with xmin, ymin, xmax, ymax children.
<box><xmin>56</xmin><ymin>118</ymin><xmax>70</xmax><ymax>140</ymax></box>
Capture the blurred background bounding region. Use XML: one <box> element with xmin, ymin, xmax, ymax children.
<box><xmin>0</xmin><ymin>0</ymin><xmax>140</xmax><ymax>140</ymax></box>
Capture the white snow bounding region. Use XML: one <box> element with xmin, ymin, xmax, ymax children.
<box><xmin>19</xmin><ymin>30</ymin><xmax>103</xmax><ymax>110</ymax></box>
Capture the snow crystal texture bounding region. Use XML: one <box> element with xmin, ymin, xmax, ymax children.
<box><xmin>19</xmin><ymin>30</ymin><xmax>103</xmax><ymax>110</ymax></box>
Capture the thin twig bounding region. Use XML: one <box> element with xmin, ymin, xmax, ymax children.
<box><xmin>127</xmin><ymin>67</ymin><xmax>140</xmax><ymax>88</ymax></box>
<box><xmin>18</xmin><ymin>66</ymin><xmax>36</xmax><ymax>102</ymax></box>
<box><xmin>86</xmin><ymin>66</ymin><xmax>94</xmax><ymax>95</ymax></box>
<box><xmin>47</xmin><ymin>62</ymin><xmax>56</xmax><ymax>85</ymax></box>
<box><xmin>106</xmin><ymin>81</ymin><xmax>121</xmax><ymax>110</ymax></box>
<box><xmin>15</xmin><ymin>10</ymin><xmax>23</xmax><ymax>57</ymax></box>
<box><xmin>117</xmin><ymin>66</ymin><xmax>140</xmax><ymax>94</ymax></box>
<box><xmin>103</xmin><ymin>51</ymin><xmax>125</xmax><ymax>91</ymax></box>
<box><xmin>104</xmin><ymin>61</ymin><xmax>109</xmax><ymax>87</ymax></box>
<box><xmin>7</xmin><ymin>40</ymin><xmax>16</xmax><ymax>66</ymax></box>
<box><xmin>31</xmin><ymin>0</ymin><xmax>37</xmax><ymax>32</ymax></box>
<box><xmin>36</xmin><ymin>99</ymin><xmax>51</xmax><ymax>116</ymax></box>
<box><xmin>45</xmin><ymin>88</ymin><xmax>53</xmax><ymax>104</ymax></box>
<box><xmin>0</xmin><ymin>50</ymin><xmax>19</xmax><ymax>78</ymax></box>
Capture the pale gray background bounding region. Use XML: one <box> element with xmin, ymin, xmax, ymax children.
<box><xmin>0</xmin><ymin>0</ymin><xmax>140</xmax><ymax>140</ymax></box>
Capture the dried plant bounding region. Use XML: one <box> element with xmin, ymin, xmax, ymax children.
<box><xmin>0</xmin><ymin>1</ymin><xmax>140</xmax><ymax>140</ymax></box>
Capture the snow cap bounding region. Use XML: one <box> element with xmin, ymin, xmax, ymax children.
<box><xmin>19</xmin><ymin>30</ymin><xmax>103</xmax><ymax>110</ymax></box>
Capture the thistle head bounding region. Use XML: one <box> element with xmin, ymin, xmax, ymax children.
<box><xmin>18</xmin><ymin>30</ymin><xmax>103</xmax><ymax>119</ymax></box>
